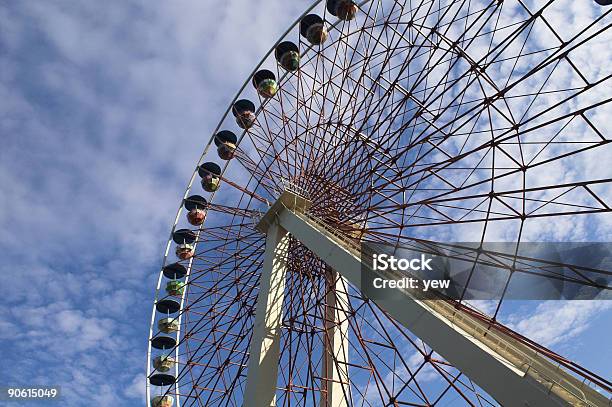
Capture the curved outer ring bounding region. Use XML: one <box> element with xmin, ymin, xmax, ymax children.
<box><xmin>143</xmin><ymin>0</ymin><xmax>365</xmax><ymax>404</ymax></box>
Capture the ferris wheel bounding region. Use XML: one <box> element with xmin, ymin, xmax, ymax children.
<box><xmin>146</xmin><ymin>0</ymin><xmax>612</xmax><ymax>406</ymax></box>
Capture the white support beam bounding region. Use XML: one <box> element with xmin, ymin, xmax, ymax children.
<box><xmin>321</xmin><ymin>268</ymin><xmax>351</xmax><ymax>407</ymax></box>
<box><xmin>244</xmin><ymin>222</ymin><xmax>289</xmax><ymax>407</ymax></box>
<box><xmin>272</xmin><ymin>199</ymin><xmax>609</xmax><ymax>407</ymax></box>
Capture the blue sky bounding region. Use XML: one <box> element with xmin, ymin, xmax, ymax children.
<box><xmin>0</xmin><ymin>0</ymin><xmax>610</xmax><ymax>405</ymax></box>
<box><xmin>0</xmin><ymin>1</ymin><xmax>312</xmax><ymax>404</ymax></box>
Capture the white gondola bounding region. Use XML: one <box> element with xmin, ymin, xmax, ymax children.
<box><xmin>175</xmin><ymin>243</ymin><xmax>194</xmax><ymax>260</ymax></box>
<box><xmin>151</xmin><ymin>395</ymin><xmax>174</xmax><ymax>407</ymax></box>
<box><xmin>158</xmin><ymin>318</ymin><xmax>179</xmax><ymax>334</ymax></box>
<box><xmin>153</xmin><ymin>355</ymin><xmax>176</xmax><ymax>373</ymax></box>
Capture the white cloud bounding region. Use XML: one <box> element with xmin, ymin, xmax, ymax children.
<box><xmin>124</xmin><ymin>373</ymin><xmax>147</xmax><ymax>401</ymax></box>
<box><xmin>505</xmin><ymin>300</ymin><xmax>612</xmax><ymax>347</ymax></box>
<box><xmin>0</xmin><ymin>0</ymin><xmax>312</xmax><ymax>405</ymax></box>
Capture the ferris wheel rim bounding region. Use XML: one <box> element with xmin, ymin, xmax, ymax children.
<box><xmin>145</xmin><ymin>0</ymin><xmax>351</xmax><ymax>403</ymax></box>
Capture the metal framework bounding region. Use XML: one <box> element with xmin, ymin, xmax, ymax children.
<box><xmin>251</xmin><ymin>190</ymin><xmax>608</xmax><ymax>406</ymax></box>
<box><xmin>147</xmin><ymin>0</ymin><xmax>612</xmax><ymax>406</ymax></box>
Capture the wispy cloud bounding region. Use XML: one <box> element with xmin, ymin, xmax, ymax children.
<box><xmin>0</xmin><ymin>0</ymin><xmax>310</xmax><ymax>404</ymax></box>
<box><xmin>505</xmin><ymin>300</ymin><xmax>612</xmax><ymax>348</ymax></box>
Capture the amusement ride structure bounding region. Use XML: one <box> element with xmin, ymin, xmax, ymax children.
<box><xmin>147</xmin><ymin>0</ymin><xmax>612</xmax><ymax>405</ymax></box>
